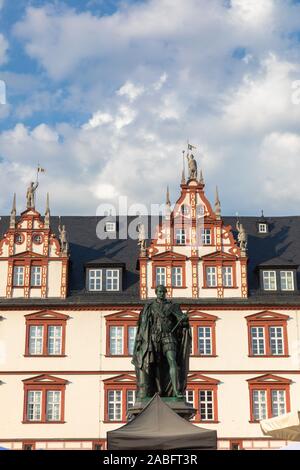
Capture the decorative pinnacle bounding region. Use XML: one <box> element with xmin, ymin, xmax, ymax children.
<box><xmin>166</xmin><ymin>186</ymin><xmax>171</xmax><ymax>206</ymax></box>
<box><xmin>11</xmin><ymin>193</ymin><xmax>16</xmax><ymax>214</ymax></box>
<box><xmin>199</xmin><ymin>169</ymin><xmax>204</xmax><ymax>185</ymax></box>
<box><xmin>215</xmin><ymin>186</ymin><xmax>221</xmax><ymax>217</ymax></box>
<box><xmin>45</xmin><ymin>192</ymin><xmax>50</xmax><ymax>214</ymax></box>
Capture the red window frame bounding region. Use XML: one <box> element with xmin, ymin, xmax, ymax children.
<box><xmin>246</xmin><ymin>311</ymin><xmax>289</xmax><ymax>357</ymax></box>
<box><xmin>247</xmin><ymin>374</ymin><xmax>291</xmax><ymax>423</ymax></box>
<box><xmin>105</xmin><ymin>311</ymin><xmax>139</xmax><ymax>357</ymax></box>
<box><xmin>22</xmin><ymin>375</ymin><xmax>67</xmax><ymax>424</ymax></box>
<box><xmin>189</xmin><ymin>311</ymin><xmax>218</xmax><ymax>357</ymax></box>
<box><xmin>24</xmin><ymin>310</ymin><xmax>69</xmax><ymax>357</ymax></box>
<box><xmin>186</xmin><ymin>373</ymin><xmax>219</xmax><ymax>423</ymax></box>
<box><xmin>103</xmin><ymin>374</ymin><xmax>136</xmax><ymax>423</ymax></box>
<box><xmin>152</xmin><ymin>261</ymin><xmax>186</xmax><ymax>289</ymax></box>
<box><xmin>203</xmin><ymin>261</ymin><xmax>237</xmax><ymax>288</ymax></box>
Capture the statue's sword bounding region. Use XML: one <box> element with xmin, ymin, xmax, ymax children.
<box><xmin>171</xmin><ymin>308</ymin><xmax>190</xmax><ymax>333</ymax></box>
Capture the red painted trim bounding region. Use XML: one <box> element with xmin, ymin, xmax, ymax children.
<box><xmin>25</xmin><ymin>312</ymin><xmax>68</xmax><ymax>357</ymax></box>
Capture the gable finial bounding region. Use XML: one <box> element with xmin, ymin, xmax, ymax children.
<box><xmin>215</xmin><ymin>186</ymin><xmax>221</xmax><ymax>219</ymax></box>
<box><xmin>166</xmin><ymin>185</ymin><xmax>171</xmax><ymax>207</ymax></box>
<box><xmin>10</xmin><ymin>193</ymin><xmax>16</xmax><ymax>228</ymax></box>
<box><xmin>181</xmin><ymin>150</ymin><xmax>186</xmax><ymax>184</ymax></box>
<box><xmin>44</xmin><ymin>193</ymin><xmax>50</xmax><ymax>228</ymax></box>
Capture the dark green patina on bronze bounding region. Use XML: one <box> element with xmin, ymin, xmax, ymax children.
<box><xmin>132</xmin><ymin>285</ymin><xmax>191</xmax><ymax>401</ymax></box>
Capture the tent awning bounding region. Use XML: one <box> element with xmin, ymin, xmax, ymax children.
<box><xmin>260</xmin><ymin>411</ymin><xmax>300</xmax><ymax>441</ymax></box>
<box><xmin>107</xmin><ymin>394</ymin><xmax>217</xmax><ymax>450</ymax></box>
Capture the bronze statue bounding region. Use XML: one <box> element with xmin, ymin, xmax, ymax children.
<box><xmin>26</xmin><ymin>181</ymin><xmax>39</xmax><ymax>209</ymax></box>
<box><xmin>132</xmin><ymin>285</ymin><xmax>191</xmax><ymax>400</ymax></box>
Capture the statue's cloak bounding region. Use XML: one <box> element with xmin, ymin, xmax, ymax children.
<box><xmin>132</xmin><ymin>302</ymin><xmax>191</xmax><ymax>396</ymax></box>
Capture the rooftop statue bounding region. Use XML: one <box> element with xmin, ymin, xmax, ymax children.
<box><xmin>132</xmin><ymin>285</ymin><xmax>191</xmax><ymax>400</ymax></box>
<box><xmin>26</xmin><ymin>181</ymin><xmax>39</xmax><ymax>209</ymax></box>
<box><xmin>186</xmin><ymin>153</ymin><xmax>197</xmax><ymax>180</ymax></box>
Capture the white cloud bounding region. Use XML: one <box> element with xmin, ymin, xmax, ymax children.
<box><xmin>0</xmin><ymin>33</ymin><xmax>8</xmax><ymax>65</ymax></box>
<box><xmin>3</xmin><ymin>0</ymin><xmax>300</xmax><ymax>217</ymax></box>
<box><xmin>117</xmin><ymin>81</ymin><xmax>144</xmax><ymax>102</ymax></box>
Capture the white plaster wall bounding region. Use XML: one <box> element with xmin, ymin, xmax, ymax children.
<box><xmin>47</xmin><ymin>262</ymin><xmax>62</xmax><ymax>297</ymax></box>
<box><xmin>0</xmin><ymin>262</ymin><xmax>8</xmax><ymax>297</ymax></box>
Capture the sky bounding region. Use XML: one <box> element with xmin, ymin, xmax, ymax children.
<box><xmin>1</xmin><ymin>0</ymin><xmax>300</xmax><ymax>216</ymax></box>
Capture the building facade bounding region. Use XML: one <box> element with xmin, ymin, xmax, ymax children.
<box><xmin>1</xmin><ymin>170</ymin><xmax>300</xmax><ymax>450</ymax></box>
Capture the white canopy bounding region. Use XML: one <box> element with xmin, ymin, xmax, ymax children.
<box><xmin>260</xmin><ymin>411</ymin><xmax>300</xmax><ymax>441</ymax></box>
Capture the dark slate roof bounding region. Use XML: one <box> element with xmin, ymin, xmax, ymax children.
<box><xmin>1</xmin><ymin>214</ymin><xmax>300</xmax><ymax>306</ymax></box>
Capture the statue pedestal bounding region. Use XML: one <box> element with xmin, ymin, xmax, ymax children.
<box><xmin>128</xmin><ymin>397</ymin><xmax>196</xmax><ymax>421</ymax></box>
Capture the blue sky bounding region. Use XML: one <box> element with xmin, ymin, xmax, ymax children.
<box><xmin>1</xmin><ymin>0</ymin><xmax>300</xmax><ymax>215</ymax></box>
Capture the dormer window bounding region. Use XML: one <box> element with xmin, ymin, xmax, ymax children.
<box><xmin>88</xmin><ymin>269</ymin><xmax>102</xmax><ymax>291</ymax></box>
<box><xmin>105</xmin><ymin>222</ymin><xmax>116</xmax><ymax>232</ymax></box>
<box><xmin>262</xmin><ymin>271</ymin><xmax>277</xmax><ymax>290</ymax></box>
<box><xmin>106</xmin><ymin>269</ymin><xmax>120</xmax><ymax>291</ymax></box>
<box><xmin>86</xmin><ymin>262</ymin><xmax>124</xmax><ymax>292</ymax></box>
<box><xmin>258</xmin><ymin>223</ymin><xmax>268</xmax><ymax>233</ymax></box>
<box><xmin>261</xmin><ymin>269</ymin><xmax>296</xmax><ymax>292</ymax></box>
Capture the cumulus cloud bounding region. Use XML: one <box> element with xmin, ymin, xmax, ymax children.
<box><xmin>1</xmin><ymin>0</ymin><xmax>300</xmax><ymax>216</ymax></box>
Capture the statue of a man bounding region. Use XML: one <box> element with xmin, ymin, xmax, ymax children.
<box><xmin>132</xmin><ymin>285</ymin><xmax>191</xmax><ymax>400</ymax></box>
<box><xmin>236</xmin><ymin>220</ymin><xmax>247</xmax><ymax>253</ymax></box>
<box><xmin>186</xmin><ymin>154</ymin><xmax>197</xmax><ymax>179</ymax></box>
<box><xmin>26</xmin><ymin>181</ymin><xmax>39</xmax><ymax>209</ymax></box>
<box><xmin>137</xmin><ymin>223</ymin><xmax>146</xmax><ymax>252</ymax></box>
<box><xmin>58</xmin><ymin>224</ymin><xmax>68</xmax><ymax>253</ymax></box>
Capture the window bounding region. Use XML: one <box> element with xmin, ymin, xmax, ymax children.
<box><xmin>248</xmin><ymin>374</ymin><xmax>291</xmax><ymax>422</ymax></box>
<box><xmin>15</xmin><ymin>233</ymin><xmax>24</xmax><ymax>244</ymax></box>
<box><xmin>196</xmin><ymin>204</ymin><xmax>205</xmax><ymax>217</ymax></box>
<box><xmin>156</xmin><ymin>267</ymin><xmax>166</xmax><ymax>286</ymax></box>
<box><xmin>109</xmin><ymin>326</ymin><xmax>124</xmax><ymax>355</ymax></box>
<box><xmin>246</xmin><ymin>312</ymin><xmax>289</xmax><ymax>357</ymax></box>
<box><xmin>25</xmin><ymin>311</ymin><xmax>68</xmax><ymax>357</ymax></box>
<box><xmin>190</xmin><ymin>312</ymin><xmax>217</xmax><ymax>356</ymax></box>
<box><xmin>280</xmin><ymin>271</ymin><xmax>294</xmax><ymax>291</ymax></box>
<box><xmin>181</xmin><ymin>205</ymin><xmax>190</xmax><ymax>216</ymax></box>
<box><xmin>199</xmin><ymin>390</ymin><xmax>214</xmax><ymax>420</ymax></box>
<box><xmin>258</xmin><ymin>223</ymin><xmax>267</xmax><ymax>233</ymax></box>
<box><xmin>29</xmin><ymin>326</ymin><xmax>43</xmax><ymax>355</ymax></box>
<box><xmin>250</xmin><ymin>327</ymin><xmax>265</xmax><ymax>355</ymax></box>
<box><xmin>175</xmin><ymin>228</ymin><xmax>186</xmax><ymax>245</ymax></box>
<box><xmin>31</xmin><ymin>266</ymin><xmax>42</xmax><ymax>287</ymax></box>
<box><xmin>88</xmin><ymin>269</ymin><xmax>102</xmax><ymax>291</ymax></box>
<box><xmin>105</xmin><ymin>222</ymin><xmax>116</xmax><ymax>232</ymax></box>
<box><xmin>33</xmin><ymin>234</ymin><xmax>43</xmax><ymax>244</ymax></box>
<box><xmin>106</xmin><ymin>312</ymin><xmax>139</xmax><ymax>356</ymax></box>
<box><xmin>126</xmin><ymin>390</ymin><xmax>136</xmax><ymax>412</ymax></box>
<box><xmin>13</xmin><ymin>266</ymin><xmax>24</xmax><ymax>286</ymax></box>
<box><xmin>262</xmin><ymin>271</ymin><xmax>277</xmax><ymax>290</ymax></box>
<box><xmin>46</xmin><ymin>391</ymin><xmax>61</xmax><ymax>421</ymax></box>
<box><xmin>198</xmin><ymin>327</ymin><xmax>212</xmax><ymax>355</ymax></box>
<box><xmin>104</xmin><ymin>374</ymin><xmax>137</xmax><ymax>422</ymax></box>
<box><xmin>172</xmin><ymin>267</ymin><xmax>182</xmax><ymax>287</ymax></box>
<box><xmin>107</xmin><ymin>390</ymin><xmax>122</xmax><ymax>421</ymax></box>
<box><xmin>222</xmin><ymin>266</ymin><xmax>233</xmax><ymax>287</ymax></box>
<box><xmin>128</xmin><ymin>326</ymin><xmax>137</xmax><ymax>355</ymax></box>
<box><xmin>186</xmin><ymin>374</ymin><xmax>219</xmax><ymax>423</ymax></box>
<box><xmin>201</xmin><ymin>229</ymin><xmax>211</xmax><ymax>245</ymax></box>
<box><xmin>106</xmin><ymin>269</ymin><xmax>119</xmax><ymax>291</ymax></box>
<box><xmin>206</xmin><ymin>267</ymin><xmax>217</xmax><ymax>287</ymax></box>
<box><xmin>27</xmin><ymin>391</ymin><xmax>42</xmax><ymax>421</ymax></box>
<box><xmin>23</xmin><ymin>374</ymin><xmax>67</xmax><ymax>423</ymax></box>
<box><xmin>48</xmin><ymin>326</ymin><xmax>63</xmax><ymax>355</ymax></box>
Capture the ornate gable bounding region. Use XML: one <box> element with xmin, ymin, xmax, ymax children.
<box><xmin>187</xmin><ymin>373</ymin><xmax>220</xmax><ymax>385</ymax></box>
<box><xmin>188</xmin><ymin>310</ymin><xmax>218</xmax><ymax>322</ymax></box>
<box><xmin>22</xmin><ymin>374</ymin><xmax>68</xmax><ymax>386</ymax></box>
<box><xmin>245</xmin><ymin>311</ymin><xmax>290</xmax><ymax>322</ymax></box>
<box><xmin>105</xmin><ymin>311</ymin><xmax>139</xmax><ymax>322</ymax></box>
<box><xmin>25</xmin><ymin>310</ymin><xmax>70</xmax><ymax>321</ymax></box>
<box><xmin>247</xmin><ymin>374</ymin><xmax>292</xmax><ymax>385</ymax></box>
<box><xmin>103</xmin><ymin>374</ymin><xmax>136</xmax><ymax>385</ymax></box>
